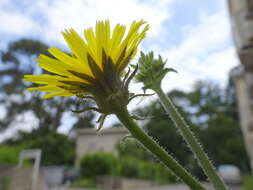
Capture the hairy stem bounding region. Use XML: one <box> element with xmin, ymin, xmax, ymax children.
<box><xmin>114</xmin><ymin>106</ymin><xmax>206</xmax><ymax>190</ymax></box>
<box><xmin>153</xmin><ymin>85</ymin><xmax>227</xmax><ymax>190</ymax></box>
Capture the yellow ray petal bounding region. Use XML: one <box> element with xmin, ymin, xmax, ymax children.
<box><xmin>24</xmin><ymin>20</ymin><xmax>149</xmax><ymax>99</ymax></box>
<box><xmin>114</xmin><ymin>20</ymin><xmax>148</xmax><ymax>63</ymax></box>
<box><xmin>48</xmin><ymin>48</ymin><xmax>92</xmax><ymax>76</ymax></box>
<box><xmin>36</xmin><ymin>55</ymin><xmax>91</xmax><ymax>83</ymax></box>
<box><xmin>36</xmin><ymin>55</ymin><xmax>71</xmax><ymax>76</ymax></box>
<box><xmin>27</xmin><ymin>85</ymin><xmax>63</xmax><ymax>92</ymax></box>
<box><xmin>84</xmin><ymin>28</ymin><xmax>97</xmax><ymax>63</ymax></box>
<box><xmin>42</xmin><ymin>91</ymin><xmax>74</xmax><ymax>99</ymax></box>
<box><xmin>24</xmin><ymin>74</ymin><xmax>65</xmax><ymax>85</ymax></box>
<box><xmin>95</xmin><ymin>21</ymin><xmax>103</xmax><ymax>69</ymax></box>
<box><xmin>110</xmin><ymin>24</ymin><xmax>126</xmax><ymax>62</ymax></box>
<box><xmin>61</xmin><ymin>29</ymin><xmax>93</xmax><ymax>76</ymax></box>
<box><xmin>24</xmin><ymin>74</ymin><xmax>90</xmax><ymax>86</ymax></box>
<box><xmin>103</xmin><ymin>20</ymin><xmax>111</xmax><ymax>54</ymax></box>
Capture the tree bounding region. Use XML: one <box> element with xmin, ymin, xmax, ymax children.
<box><xmin>0</xmin><ymin>39</ymin><xmax>95</xmax><ymax>134</ymax></box>
<box><xmin>26</xmin><ymin>131</ymin><xmax>75</xmax><ymax>166</ymax></box>
<box><xmin>3</xmin><ymin>130</ymin><xmax>75</xmax><ymax>166</ymax></box>
<box><xmin>133</xmin><ymin>80</ymin><xmax>250</xmax><ymax>179</ymax></box>
<box><xmin>183</xmin><ymin>81</ymin><xmax>250</xmax><ymax>172</ymax></box>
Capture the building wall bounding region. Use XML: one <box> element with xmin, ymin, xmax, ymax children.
<box><xmin>228</xmin><ymin>0</ymin><xmax>253</xmax><ymax>171</ymax></box>
<box><xmin>228</xmin><ymin>0</ymin><xmax>253</xmax><ymax>51</ymax></box>
<box><xmin>233</xmin><ymin>71</ymin><xmax>253</xmax><ymax>169</ymax></box>
<box><xmin>0</xmin><ymin>166</ymin><xmax>46</xmax><ymax>190</ymax></box>
<box><xmin>75</xmin><ymin>128</ymin><xmax>128</xmax><ymax>167</ymax></box>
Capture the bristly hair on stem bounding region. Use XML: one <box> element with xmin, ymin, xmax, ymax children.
<box><xmin>70</xmin><ymin>64</ymin><xmax>154</xmax><ymax>129</ymax></box>
<box><xmin>135</xmin><ymin>51</ymin><xmax>228</xmax><ymax>190</ymax></box>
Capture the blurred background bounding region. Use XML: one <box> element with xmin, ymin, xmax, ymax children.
<box><xmin>0</xmin><ymin>0</ymin><xmax>253</xmax><ymax>189</ymax></box>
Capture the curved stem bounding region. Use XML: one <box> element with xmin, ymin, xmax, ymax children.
<box><xmin>114</xmin><ymin>106</ymin><xmax>206</xmax><ymax>190</ymax></box>
<box><xmin>153</xmin><ymin>86</ymin><xmax>227</xmax><ymax>190</ymax></box>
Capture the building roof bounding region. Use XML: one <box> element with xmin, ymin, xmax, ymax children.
<box><xmin>77</xmin><ymin>127</ymin><xmax>128</xmax><ymax>136</ymax></box>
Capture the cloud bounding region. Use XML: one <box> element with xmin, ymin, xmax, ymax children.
<box><xmin>0</xmin><ymin>0</ymin><xmax>174</xmax><ymax>46</ymax></box>
<box><xmin>0</xmin><ymin>111</ymin><xmax>39</xmax><ymax>142</ymax></box>
<box><xmin>0</xmin><ymin>10</ymin><xmax>36</xmax><ymax>36</ymax></box>
<box><xmin>0</xmin><ymin>0</ymin><xmax>235</xmax><ymax>91</ymax></box>
<box><xmin>44</xmin><ymin>0</ymin><xmax>172</xmax><ymax>36</ymax></box>
<box><xmin>156</xmin><ymin>8</ymin><xmax>238</xmax><ymax>92</ymax></box>
<box><xmin>0</xmin><ymin>0</ymin><xmax>239</xmax><ymax>132</ymax></box>
<box><xmin>0</xmin><ymin>0</ymin><xmax>175</xmax><ymax>135</ymax></box>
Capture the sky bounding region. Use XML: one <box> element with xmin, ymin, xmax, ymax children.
<box><xmin>0</xmin><ymin>0</ymin><xmax>240</xmax><ymax>139</ymax></box>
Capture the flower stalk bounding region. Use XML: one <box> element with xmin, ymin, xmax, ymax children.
<box><xmin>113</xmin><ymin>105</ymin><xmax>206</xmax><ymax>190</ymax></box>
<box><xmin>135</xmin><ymin>52</ymin><xmax>228</xmax><ymax>190</ymax></box>
<box><xmin>153</xmin><ymin>85</ymin><xmax>227</xmax><ymax>190</ymax></box>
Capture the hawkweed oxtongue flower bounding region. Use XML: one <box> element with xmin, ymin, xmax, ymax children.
<box><xmin>136</xmin><ymin>52</ymin><xmax>228</xmax><ymax>190</ymax></box>
<box><xmin>24</xmin><ymin>21</ymin><xmax>206</xmax><ymax>190</ymax></box>
<box><xmin>24</xmin><ymin>20</ymin><xmax>149</xmax><ymax>124</ymax></box>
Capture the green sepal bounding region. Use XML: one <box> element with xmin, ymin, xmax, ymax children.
<box><xmin>96</xmin><ymin>114</ymin><xmax>107</xmax><ymax>132</ymax></box>
<box><xmin>68</xmin><ymin>70</ymin><xmax>96</xmax><ymax>84</ymax></box>
<box><xmin>87</xmin><ymin>53</ymin><xmax>103</xmax><ymax>80</ymax></box>
<box><xmin>71</xmin><ymin>106</ymin><xmax>102</xmax><ymax>113</ymax></box>
<box><xmin>130</xmin><ymin>115</ymin><xmax>146</xmax><ymax>120</ymax></box>
<box><xmin>135</xmin><ymin>51</ymin><xmax>177</xmax><ymax>91</ymax></box>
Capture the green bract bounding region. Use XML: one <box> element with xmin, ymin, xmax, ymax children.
<box><xmin>135</xmin><ymin>51</ymin><xmax>177</xmax><ymax>91</ymax></box>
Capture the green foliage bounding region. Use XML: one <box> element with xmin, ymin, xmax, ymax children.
<box><xmin>116</xmin><ymin>139</ymin><xmax>152</xmax><ymax>161</ymax></box>
<box><xmin>132</xmin><ymin>80</ymin><xmax>250</xmax><ymax>179</ymax></box>
<box><xmin>80</xmin><ymin>152</ymin><xmax>118</xmax><ymax>179</ymax></box>
<box><xmin>0</xmin><ymin>176</ymin><xmax>11</xmax><ymax>190</ymax></box>
<box><xmin>24</xmin><ymin>131</ymin><xmax>75</xmax><ymax>166</ymax></box>
<box><xmin>3</xmin><ymin>130</ymin><xmax>75</xmax><ymax>166</ymax></box>
<box><xmin>79</xmin><ymin>151</ymin><xmax>176</xmax><ymax>185</ymax></box>
<box><xmin>71</xmin><ymin>178</ymin><xmax>96</xmax><ymax>188</ymax></box>
<box><xmin>118</xmin><ymin>157</ymin><xmax>140</xmax><ymax>178</ymax></box>
<box><xmin>118</xmin><ymin>156</ymin><xmax>176</xmax><ymax>184</ymax></box>
<box><xmin>138</xmin><ymin>161</ymin><xmax>157</xmax><ymax>179</ymax></box>
<box><xmin>154</xmin><ymin>164</ymin><xmax>178</xmax><ymax>184</ymax></box>
<box><xmin>139</xmin><ymin>162</ymin><xmax>177</xmax><ymax>184</ymax></box>
<box><xmin>199</xmin><ymin>114</ymin><xmax>249</xmax><ymax>171</ymax></box>
<box><xmin>0</xmin><ymin>145</ymin><xmax>23</xmax><ymax>165</ymax></box>
<box><xmin>243</xmin><ymin>175</ymin><xmax>253</xmax><ymax>190</ymax></box>
<box><xmin>116</xmin><ymin>140</ymin><xmax>176</xmax><ymax>183</ymax></box>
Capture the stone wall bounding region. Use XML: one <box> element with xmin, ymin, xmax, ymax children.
<box><xmin>0</xmin><ymin>165</ymin><xmax>46</xmax><ymax>190</ymax></box>
<box><xmin>96</xmin><ymin>176</ymin><xmax>154</xmax><ymax>190</ymax></box>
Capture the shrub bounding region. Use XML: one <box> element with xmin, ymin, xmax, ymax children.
<box><xmin>154</xmin><ymin>164</ymin><xmax>177</xmax><ymax>184</ymax></box>
<box><xmin>0</xmin><ymin>145</ymin><xmax>22</xmax><ymax>165</ymax></box>
<box><xmin>132</xmin><ymin>158</ymin><xmax>176</xmax><ymax>184</ymax></box>
<box><xmin>243</xmin><ymin>175</ymin><xmax>253</xmax><ymax>190</ymax></box>
<box><xmin>139</xmin><ymin>161</ymin><xmax>158</xmax><ymax>180</ymax></box>
<box><xmin>71</xmin><ymin>178</ymin><xmax>96</xmax><ymax>188</ymax></box>
<box><xmin>116</xmin><ymin>140</ymin><xmax>151</xmax><ymax>160</ymax></box>
<box><xmin>80</xmin><ymin>152</ymin><xmax>118</xmax><ymax>179</ymax></box>
<box><xmin>0</xmin><ymin>176</ymin><xmax>11</xmax><ymax>190</ymax></box>
<box><xmin>118</xmin><ymin>157</ymin><xmax>141</xmax><ymax>179</ymax></box>
<box><xmin>79</xmin><ymin>152</ymin><xmax>176</xmax><ymax>185</ymax></box>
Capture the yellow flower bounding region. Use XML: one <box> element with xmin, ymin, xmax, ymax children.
<box><xmin>24</xmin><ymin>20</ymin><xmax>149</xmax><ymax>114</ymax></box>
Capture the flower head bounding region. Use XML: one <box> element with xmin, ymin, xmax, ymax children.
<box><xmin>135</xmin><ymin>51</ymin><xmax>177</xmax><ymax>91</ymax></box>
<box><xmin>24</xmin><ymin>20</ymin><xmax>149</xmax><ymax>115</ymax></box>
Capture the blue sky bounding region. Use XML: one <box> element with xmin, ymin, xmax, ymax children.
<box><xmin>0</xmin><ymin>0</ymin><xmax>238</xmax><ymax>90</ymax></box>
<box><xmin>0</xmin><ymin>0</ymin><xmax>239</xmax><ymax>137</ymax></box>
